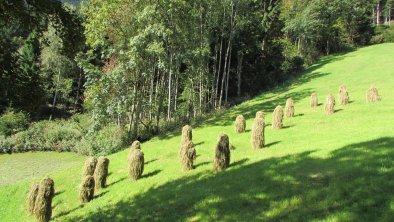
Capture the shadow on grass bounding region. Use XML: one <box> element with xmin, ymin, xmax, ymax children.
<box><xmin>145</xmin><ymin>158</ymin><xmax>158</xmax><ymax>165</ymax></box>
<box><xmin>67</xmin><ymin>137</ymin><xmax>394</xmax><ymax>221</ymax></box>
<box><xmin>265</xmin><ymin>141</ymin><xmax>281</xmax><ymax>148</ymax></box>
<box><xmin>107</xmin><ymin>177</ymin><xmax>127</xmax><ymax>188</ymax></box>
<box><xmin>141</xmin><ymin>170</ymin><xmax>162</xmax><ymax>179</ymax></box>
<box><xmin>194</xmin><ymin>161</ymin><xmax>210</xmax><ymax>169</ymax></box>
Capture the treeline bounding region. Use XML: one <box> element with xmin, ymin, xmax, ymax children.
<box><xmin>0</xmin><ymin>0</ymin><xmax>85</xmax><ymax>117</ymax></box>
<box><xmin>0</xmin><ymin>0</ymin><xmax>393</xmax><ymax>154</ymax></box>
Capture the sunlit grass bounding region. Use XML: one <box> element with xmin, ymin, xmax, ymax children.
<box><xmin>1</xmin><ymin>43</ymin><xmax>394</xmax><ymax>221</ymax></box>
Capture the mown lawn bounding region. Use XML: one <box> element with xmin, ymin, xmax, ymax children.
<box><xmin>1</xmin><ymin>43</ymin><xmax>394</xmax><ymax>221</ymax></box>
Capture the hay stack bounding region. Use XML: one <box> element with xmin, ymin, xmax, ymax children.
<box><xmin>181</xmin><ymin>125</ymin><xmax>192</xmax><ymax>143</ymax></box>
<box><xmin>310</xmin><ymin>92</ymin><xmax>318</xmax><ymax>108</ymax></box>
<box><xmin>272</xmin><ymin>105</ymin><xmax>284</xmax><ymax>129</ymax></box>
<box><xmin>179</xmin><ymin>140</ymin><xmax>196</xmax><ymax>171</ymax></box>
<box><xmin>128</xmin><ymin>140</ymin><xmax>141</xmax><ymax>159</ymax></box>
<box><xmin>325</xmin><ymin>94</ymin><xmax>335</xmax><ymax>115</ymax></box>
<box><xmin>94</xmin><ymin>157</ymin><xmax>109</xmax><ymax>189</ymax></box>
<box><xmin>27</xmin><ymin>183</ymin><xmax>39</xmax><ymax>215</ymax></box>
<box><xmin>251</xmin><ymin>116</ymin><xmax>265</xmax><ymax>149</ymax></box>
<box><xmin>256</xmin><ymin>111</ymin><xmax>265</xmax><ymax>119</ymax></box>
<box><xmin>285</xmin><ymin>98</ymin><xmax>295</xmax><ymax>117</ymax></box>
<box><xmin>213</xmin><ymin>133</ymin><xmax>230</xmax><ymax>171</ymax></box>
<box><xmin>339</xmin><ymin>85</ymin><xmax>349</xmax><ymax>105</ymax></box>
<box><xmin>34</xmin><ymin>177</ymin><xmax>54</xmax><ymax>222</ymax></box>
<box><xmin>128</xmin><ymin>141</ymin><xmax>144</xmax><ymax>180</ymax></box>
<box><xmin>366</xmin><ymin>86</ymin><xmax>381</xmax><ymax>103</ymax></box>
<box><xmin>82</xmin><ymin>157</ymin><xmax>97</xmax><ymax>177</ymax></box>
<box><xmin>79</xmin><ymin>175</ymin><xmax>95</xmax><ymax>203</ymax></box>
<box><xmin>234</xmin><ymin>115</ymin><xmax>246</xmax><ymax>133</ymax></box>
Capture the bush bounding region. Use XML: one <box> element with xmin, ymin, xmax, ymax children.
<box><xmin>75</xmin><ymin>124</ymin><xmax>128</xmax><ymax>156</ymax></box>
<box><xmin>0</xmin><ymin>109</ymin><xmax>30</xmax><ymax>136</ymax></box>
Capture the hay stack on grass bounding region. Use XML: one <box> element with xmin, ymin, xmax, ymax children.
<box><xmin>272</xmin><ymin>105</ymin><xmax>284</xmax><ymax>129</ymax></box>
<box><xmin>325</xmin><ymin>94</ymin><xmax>335</xmax><ymax>115</ymax></box>
<box><xmin>82</xmin><ymin>157</ymin><xmax>97</xmax><ymax>177</ymax></box>
<box><xmin>213</xmin><ymin>133</ymin><xmax>230</xmax><ymax>171</ymax></box>
<box><xmin>34</xmin><ymin>177</ymin><xmax>54</xmax><ymax>222</ymax></box>
<box><xmin>339</xmin><ymin>85</ymin><xmax>349</xmax><ymax>105</ymax></box>
<box><xmin>181</xmin><ymin>125</ymin><xmax>192</xmax><ymax>143</ymax></box>
<box><xmin>79</xmin><ymin>175</ymin><xmax>95</xmax><ymax>203</ymax></box>
<box><xmin>179</xmin><ymin>140</ymin><xmax>196</xmax><ymax>171</ymax></box>
<box><xmin>285</xmin><ymin>98</ymin><xmax>295</xmax><ymax>117</ymax></box>
<box><xmin>128</xmin><ymin>141</ymin><xmax>144</xmax><ymax>180</ymax></box>
<box><xmin>128</xmin><ymin>140</ymin><xmax>141</xmax><ymax>159</ymax></box>
<box><xmin>366</xmin><ymin>86</ymin><xmax>381</xmax><ymax>103</ymax></box>
<box><xmin>234</xmin><ymin>115</ymin><xmax>246</xmax><ymax>133</ymax></box>
<box><xmin>251</xmin><ymin>116</ymin><xmax>265</xmax><ymax>149</ymax></box>
<box><xmin>94</xmin><ymin>157</ymin><xmax>109</xmax><ymax>189</ymax></box>
<box><xmin>256</xmin><ymin>111</ymin><xmax>265</xmax><ymax>119</ymax></box>
<box><xmin>310</xmin><ymin>92</ymin><xmax>318</xmax><ymax>108</ymax></box>
<box><xmin>27</xmin><ymin>183</ymin><xmax>39</xmax><ymax>215</ymax></box>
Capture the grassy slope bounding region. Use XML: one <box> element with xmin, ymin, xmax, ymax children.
<box><xmin>1</xmin><ymin>43</ymin><xmax>394</xmax><ymax>222</ymax></box>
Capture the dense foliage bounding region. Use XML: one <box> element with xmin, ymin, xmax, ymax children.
<box><xmin>0</xmin><ymin>0</ymin><xmax>393</xmax><ymax>154</ymax></box>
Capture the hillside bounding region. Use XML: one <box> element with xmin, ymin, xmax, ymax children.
<box><xmin>1</xmin><ymin>43</ymin><xmax>394</xmax><ymax>221</ymax></box>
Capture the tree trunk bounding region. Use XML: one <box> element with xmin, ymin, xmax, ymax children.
<box><xmin>236</xmin><ymin>51</ymin><xmax>243</xmax><ymax>97</ymax></box>
<box><xmin>377</xmin><ymin>1</ymin><xmax>381</xmax><ymax>26</ymax></box>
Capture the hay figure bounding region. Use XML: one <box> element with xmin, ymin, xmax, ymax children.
<box><xmin>339</xmin><ymin>85</ymin><xmax>349</xmax><ymax>105</ymax></box>
<box><xmin>34</xmin><ymin>177</ymin><xmax>54</xmax><ymax>222</ymax></box>
<box><xmin>181</xmin><ymin>125</ymin><xmax>192</xmax><ymax>143</ymax></box>
<box><xmin>234</xmin><ymin>115</ymin><xmax>246</xmax><ymax>133</ymax></box>
<box><xmin>310</xmin><ymin>92</ymin><xmax>318</xmax><ymax>108</ymax></box>
<box><xmin>128</xmin><ymin>140</ymin><xmax>141</xmax><ymax>159</ymax></box>
<box><xmin>128</xmin><ymin>141</ymin><xmax>144</xmax><ymax>180</ymax></box>
<box><xmin>256</xmin><ymin>111</ymin><xmax>265</xmax><ymax>119</ymax></box>
<box><xmin>94</xmin><ymin>156</ymin><xmax>109</xmax><ymax>189</ymax></box>
<box><xmin>213</xmin><ymin>133</ymin><xmax>231</xmax><ymax>171</ymax></box>
<box><xmin>251</xmin><ymin>116</ymin><xmax>265</xmax><ymax>149</ymax></box>
<box><xmin>272</xmin><ymin>105</ymin><xmax>284</xmax><ymax>129</ymax></box>
<box><xmin>79</xmin><ymin>175</ymin><xmax>95</xmax><ymax>203</ymax></box>
<box><xmin>179</xmin><ymin>140</ymin><xmax>196</xmax><ymax>171</ymax></box>
<box><xmin>82</xmin><ymin>157</ymin><xmax>97</xmax><ymax>177</ymax></box>
<box><xmin>366</xmin><ymin>86</ymin><xmax>381</xmax><ymax>103</ymax></box>
<box><xmin>325</xmin><ymin>94</ymin><xmax>335</xmax><ymax>115</ymax></box>
<box><xmin>285</xmin><ymin>98</ymin><xmax>295</xmax><ymax>117</ymax></box>
<box><xmin>27</xmin><ymin>183</ymin><xmax>39</xmax><ymax>215</ymax></box>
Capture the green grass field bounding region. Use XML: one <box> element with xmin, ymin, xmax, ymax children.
<box><xmin>1</xmin><ymin>43</ymin><xmax>394</xmax><ymax>222</ymax></box>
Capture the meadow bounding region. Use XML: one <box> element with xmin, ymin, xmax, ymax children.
<box><xmin>1</xmin><ymin>43</ymin><xmax>394</xmax><ymax>221</ymax></box>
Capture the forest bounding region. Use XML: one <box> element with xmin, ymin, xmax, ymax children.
<box><xmin>1</xmin><ymin>0</ymin><xmax>394</xmax><ymax>155</ymax></box>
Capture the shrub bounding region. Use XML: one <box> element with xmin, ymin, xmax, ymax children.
<box><xmin>94</xmin><ymin>156</ymin><xmax>109</xmax><ymax>189</ymax></box>
<box><xmin>213</xmin><ymin>133</ymin><xmax>230</xmax><ymax>171</ymax></box>
<box><xmin>79</xmin><ymin>176</ymin><xmax>95</xmax><ymax>203</ymax></box>
<box><xmin>128</xmin><ymin>141</ymin><xmax>144</xmax><ymax>180</ymax></box>
<box><xmin>0</xmin><ymin>109</ymin><xmax>29</xmax><ymax>136</ymax></box>
<box><xmin>234</xmin><ymin>115</ymin><xmax>246</xmax><ymax>133</ymax></box>
<box><xmin>85</xmin><ymin>125</ymin><xmax>128</xmax><ymax>156</ymax></box>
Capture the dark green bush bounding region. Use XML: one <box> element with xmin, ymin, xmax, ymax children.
<box><xmin>0</xmin><ymin>109</ymin><xmax>30</xmax><ymax>136</ymax></box>
<box><xmin>373</xmin><ymin>25</ymin><xmax>394</xmax><ymax>44</ymax></box>
<box><xmin>80</xmin><ymin>124</ymin><xmax>128</xmax><ymax>156</ymax></box>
